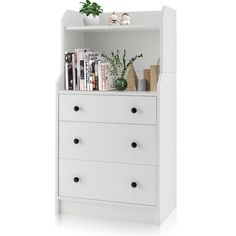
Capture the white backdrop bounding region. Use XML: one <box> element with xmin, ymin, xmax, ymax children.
<box><xmin>0</xmin><ymin>0</ymin><xmax>236</xmax><ymax>235</ymax></box>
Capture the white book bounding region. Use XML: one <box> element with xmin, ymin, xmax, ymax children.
<box><xmin>77</xmin><ymin>51</ymin><xmax>85</xmax><ymax>91</ymax></box>
<box><xmin>75</xmin><ymin>49</ymin><xmax>80</xmax><ymax>90</ymax></box>
<box><xmin>84</xmin><ymin>51</ymin><xmax>89</xmax><ymax>90</ymax></box>
<box><xmin>88</xmin><ymin>58</ymin><xmax>93</xmax><ymax>91</ymax></box>
<box><xmin>98</xmin><ymin>61</ymin><xmax>103</xmax><ymax>91</ymax></box>
<box><xmin>87</xmin><ymin>52</ymin><xmax>100</xmax><ymax>91</ymax></box>
<box><xmin>101</xmin><ymin>63</ymin><xmax>106</xmax><ymax>91</ymax></box>
<box><xmin>75</xmin><ymin>48</ymin><xmax>91</xmax><ymax>91</ymax></box>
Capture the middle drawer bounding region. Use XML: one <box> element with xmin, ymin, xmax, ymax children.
<box><xmin>59</xmin><ymin>122</ymin><xmax>157</xmax><ymax>165</ymax></box>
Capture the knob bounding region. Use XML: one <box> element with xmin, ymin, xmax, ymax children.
<box><xmin>131</xmin><ymin>107</ymin><xmax>137</xmax><ymax>113</ymax></box>
<box><xmin>74</xmin><ymin>106</ymin><xmax>80</xmax><ymax>112</ymax></box>
<box><xmin>131</xmin><ymin>142</ymin><xmax>137</xmax><ymax>148</ymax></box>
<box><xmin>131</xmin><ymin>182</ymin><xmax>137</xmax><ymax>188</ymax></box>
<box><xmin>73</xmin><ymin>138</ymin><xmax>79</xmax><ymax>144</ymax></box>
<box><xmin>73</xmin><ymin>177</ymin><xmax>79</xmax><ymax>183</ymax></box>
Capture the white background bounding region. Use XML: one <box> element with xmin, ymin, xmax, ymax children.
<box><xmin>0</xmin><ymin>0</ymin><xmax>236</xmax><ymax>235</ymax></box>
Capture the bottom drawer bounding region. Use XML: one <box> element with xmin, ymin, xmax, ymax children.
<box><xmin>59</xmin><ymin>159</ymin><xmax>157</xmax><ymax>206</ymax></box>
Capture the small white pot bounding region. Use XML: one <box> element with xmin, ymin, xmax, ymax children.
<box><xmin>83</xmin><ymin>14</ymin><xmax>100</xmax><ymax>26</ymax></box>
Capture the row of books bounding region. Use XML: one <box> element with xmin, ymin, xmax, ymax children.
<box><xmin>64</xmin><ymin>49</ymin><xmax>115</xmax><ymax>91</ymax></box>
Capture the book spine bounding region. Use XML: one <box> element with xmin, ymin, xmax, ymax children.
<box><xmin>75</xmin><ymin>48</ymin><xmax>92</xmax><ymax>91</ymax></box>
<box><xmin>64</xmin><ymin>52</ymin><xmax>69</xmax><ymax>90</ymax></box>
<box><xmin>98</xmin><ymin>61</ymin><xmax>102</xmax><ymax>91</ymax></box>
<box><xmin>67</xmin><ymin>52</ymin><xmax>74</xmax><ymax>90</ymax></box>
<box><xmin>83</xmin><ymin>52</ymin><xmax>86</xmax><ymax>90</ymax></box>
<box><xmin>79</xmin><ymin>52</ymin><xmax>85</xmax><ymax>91</ymax></box>
<box><xmin>72</xmin><ymin>53</ymin><xmax>77</xmax><ymax>91</ymax></box>
<box><xmin>75</xmin><ymin>49</ymin><xmax>80</xmax><ymax>90</ymax></box>
<box><xmin>94</xmin><ymin>61</ymin><xmax>98</xmax><ymax>90</ymax></box>
<box><xmin>91</xmin><ymin>62</ymin><xmax>96</xmax><ymax>90</ymax></box>
<box><xmin>101</xmin><ymin>63</ymin><xmax>106</xmax><ymax>91</ymax></box>
<box><xmin>84</xmin><ymin>52</ymin><xmax>89</xmax><ymax>90</ymax></box>
<box><xmin>88</xmin><ymin>55</ymin><xmax>93</xmax><ymax>91</ymax></box>
<box><xmin>105</xmin><ymin>63</ymin><xmax>113</xmax><ymax>91</ymax></box>
<box><xmin>89</xmin><ymin>52</ymin><xmax>100</xmax><ymax>90</ymax></box>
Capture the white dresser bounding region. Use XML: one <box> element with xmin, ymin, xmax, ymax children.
<box><xmin>56</xmin><ymin>7</ymin><xmax>176</xmax><ymax>225</ymax></box>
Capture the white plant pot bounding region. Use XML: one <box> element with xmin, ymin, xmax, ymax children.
<box><xmin>83</xmin><ymin>15</ymin><xmax>100</xmax><ymax>26</ymax></box>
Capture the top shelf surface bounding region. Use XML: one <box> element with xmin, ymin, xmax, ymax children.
<box><xmin>62</xmin><ymin>10</ymin><xmax>163</xmax><ymax>32</ymax></box>
<box><xmin>64</xmin><ymin>24</ymin><xmax>160</xmax><ymax>32</ymax></box>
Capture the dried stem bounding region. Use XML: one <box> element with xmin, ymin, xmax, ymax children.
<box><xmin>102</xmin><ymin>50</ymin><xmax>143</xmax><ymax>79</ymax></box>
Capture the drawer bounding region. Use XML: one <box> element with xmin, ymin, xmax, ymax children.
<box><xmin>59</xmin><ymin>95</ymin><xmax>156</xmax><ymax>125</ymax></box>
<box><xmin>59</xmin><ymin>122</ymin><xmax>156</xmax><ymax>165</ymax></box>
<box><xmin>59</xmin><ymin>159</ymin><xmax>157</xmax><ymax>206</ymax></box>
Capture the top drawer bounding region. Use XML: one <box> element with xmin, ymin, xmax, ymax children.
<box><xmin>59</xmin><ymin>95</ymin><xmax>157</xmax><ymax>125</ymax></box>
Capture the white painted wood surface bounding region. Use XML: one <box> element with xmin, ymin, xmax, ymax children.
<box><xmin>59</xmin><ymin>122</ymin><xmax>157</xmax><ymax>165</ymax></box>
<box><xmin>56</xmin><ymin>7</ymin><xmax>176</xmax><ymax>226</ymax></box>
<box><xmin>85</xmin><ymin>31</ymin><xmax>159</xmax><ymax>79</ymax></box>
<box><xmin>160</xmin><ymin>7</ymin><xmax>176</xmax><ymax>73</ymax></box>
<box><xmin>59</xmin><ymin>199</ymin><xmax>158</xmax><ymax>224</ymax></box>
<box><xmin>58</xmin><ymin>88</ymin><xmax>157</xmax><ymax>96</ymax></box>
<box><xmin>62</xmin><ymin>10</ymin><xmax>162</xmax><ymax>28</ymax></box>
<box><xmin>65</xmin><ymin>25</ymin><xmax>160</xmax><ymax>32</ymax></box>
<box><xmin>59</xmin><ymin>159</ymin><xmax>157</xmax><ymax>205</ymax></box>
<box><xmin>157</xmin><ymin>72</ymin><xmax>176</xmax><ymax>224</ymax></box>
<box><xmin>59</xmin><ymin>94</ymin><xmax>157</xmax><ymax>124</ymax></box>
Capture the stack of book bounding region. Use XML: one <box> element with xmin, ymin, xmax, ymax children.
<box><xmin>64</xmin><ymin>49</ymin><xmax>115</xmax><ymax>91</ymax></box>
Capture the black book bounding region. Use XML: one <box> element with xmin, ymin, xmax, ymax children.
<box><xmin>65</xmin><ymin>52</ymin><xmax>74</xmax><ymax>90</ymax></box>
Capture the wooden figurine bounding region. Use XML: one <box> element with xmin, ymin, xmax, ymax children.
<box><xmin>125</xmin><ymin>65</ymin><xmax>138</xmax><ymax>91</ymax></box>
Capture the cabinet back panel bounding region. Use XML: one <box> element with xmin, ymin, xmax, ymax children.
<box><xmin>85</xmin><ymin>31</ymin><xmax>160</xmax><ymax>79</ymax></box>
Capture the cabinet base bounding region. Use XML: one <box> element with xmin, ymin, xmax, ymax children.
<box><xmin>58</xmin><ymin>198</ymin><xmax>160</xmax><ymax>225</ymax></box>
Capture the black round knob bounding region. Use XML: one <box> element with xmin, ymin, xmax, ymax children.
<box><xmin>131</xmin><ymin>142</ymin><xmax>137</xmax><ymax>148</ymax></box>
<box><xmin>74</xmin><ymin>106</ymin><xmax>80</xmax><ymax>112</ymax></box>
<box><xmin>73</xmin><ymin>138</ymin><xmax>79</xmax><ymax>144</ymax></box>
<box><xmin>73</xmin><ymin>177</ymin><xmax>79</xmax><ymax>183</ymax></box>
<box><xmin>131</xmin><ymin>107</ymin><xmax>137</xmax><ymax>113</ymax></box>
<box><xmin>131</xmin><ymin>182</ymin><xmax>137</xmax><ymax>188</ymax></box>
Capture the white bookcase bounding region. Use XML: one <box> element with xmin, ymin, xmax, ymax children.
<box><xmin>56</xmin><ymin>6</ymin><xmax>176</xmax><ymax>225</ymax></box>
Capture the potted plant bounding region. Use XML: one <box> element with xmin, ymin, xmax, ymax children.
<box><xmin>102</xmin><ymin>50</ymin><xmax>143</xmax><ymax>91</ymax></box>
<box><xmin>79</xmin><ymin>0</ymin><xmax>103</xmax><ymax>26</ymax></box>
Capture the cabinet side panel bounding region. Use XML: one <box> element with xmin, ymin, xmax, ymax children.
<box><xmin>56</xmin><ymin>89</ymin><xmax>59</xmax><ymax>213</ymax></box>
<box><xmin>158</xmin><ymin>73</ymin><xmax>176</xmax><ymax>224</ymax></box>
<box><xmin>160</xmin><ymin>7</ymin><xmax>176</xmax><ymax>73</ymax></box>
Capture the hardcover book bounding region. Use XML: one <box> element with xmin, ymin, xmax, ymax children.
<box><xmin>72</xmin><ymin>53</ymin><xmax>77</xmax><ymax>90</ymax></box>
<box><xmin>88</xmin><ymin>52</ymin><xmax>100</xmax><ymax>90</ymax></box>
<box><xmin>94</xmin><ymin>61</ymin><xmax>99</xmax><ymax>90</ymax></box>
<box><xmin>98</xmin><ymin>60</ymin><xmax>103</xmax><ymax>91</ymax></box>
<box><xmin>78</xmin><ymin>52</ymin><xmax>85</xmax><ymax>90</ymax></box>
<box><xmin>75</xmin><ymin>48</ymin><xmax>90</xmax><ymax>91</ymax></box>
<box><xmin>64</xmin><ymin>52</ymin><xmax>74</xmax><ymax>90</ymax></box>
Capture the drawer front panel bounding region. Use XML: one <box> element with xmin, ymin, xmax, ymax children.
<box><xmin>59</xmin><ymin>95</ymin><xmax>156</xmax><ymax>124</ymax></box>
<box><xmin>59</xmin><ymin>159</ymin><xmax>157</xmax><ymax>206</ymax></box>
<box><xmin>59</xmin><ymin>122</ymin><xmax>157</xmax><ymax>165</ymax></box>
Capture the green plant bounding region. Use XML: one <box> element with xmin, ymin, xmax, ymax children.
<box><xmin>102</xmin><ymin>50</ymin><xmax>143</xmax><ymax>79</ymax></box>
<box><xmin>79</xmin><ymin>0</ymin><xmax>103</xmax><ymax>16</ymax></box>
